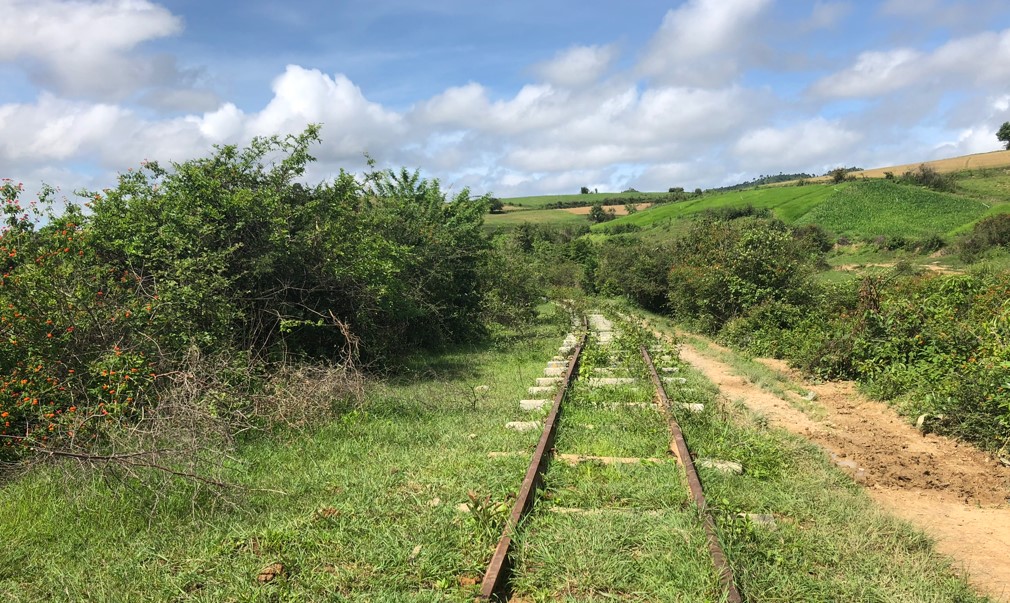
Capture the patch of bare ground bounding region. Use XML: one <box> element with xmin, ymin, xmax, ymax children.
<box><xmin>561</xmin><ymin>202</ymin><xmax>652</xmax><ymax>216</ymax></box>
<box><xmin>677</xmin><ymin>336</ymin><xmax>1010</xmax><ymax>602</ymax></box>
<box><xmin>834</xmin><ymin>262</ymin><xmax>962</xmax><ymax>274</ymax></box>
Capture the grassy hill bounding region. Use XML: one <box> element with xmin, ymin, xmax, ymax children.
<box><xmin>505</xmin><ymin>190</ymin><xmax>673</xmax><ymax>209</ymax></box>
<box><xmin>794</xmin><ymin>180</ymin><xmax>991</xmax><ymax>239</ymax></box>
<box><xmin>595</xmin><ymin>177</ymin><xmax>1010</xmax><ymax>241</ymax></box>
<box><xmin>595</xmin><ymin>184</ymin><xmax>837</xmax><ymax>232</ymax></box>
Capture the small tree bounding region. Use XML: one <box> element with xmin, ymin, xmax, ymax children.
<box><xmin>588</xmin><ymin>203</ymin><xmax>615</xmax><ymax>223</ymax></box>
<box><xmin>488</xmin><ymin>198</ymin><xmax>504</xmax><ymax>214</ymax></box>
<box><xmin>998</xmin><ymin>122</ymin><xmax>1010</xmax><ymax>150</ymax></box>
<box><xmin>580</xmin><ymin>186</ymin><xmax>590</xmax><ymax>194</ymax></box>
<box><xmin>829</xmin><ymin>167</ymin><xmax>850</xmax><ymax>183</ymax></box>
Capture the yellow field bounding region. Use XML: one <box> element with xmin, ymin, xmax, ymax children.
<box><xmin>784</xmin><ymin>149</ymin><xmax>1010</xmax><ymax>185</ymax></box>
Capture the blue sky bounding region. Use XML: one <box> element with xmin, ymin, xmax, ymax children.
<box><xmin>2</xmin><ymin>0</ymin><xmax>1010</xmax><ymax>198</ymax></box>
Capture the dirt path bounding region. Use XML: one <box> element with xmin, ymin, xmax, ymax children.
<box><xmin>676</xmin><ymin>338</ymin><xmax>1010</xmax><ymax>602</ymax></box>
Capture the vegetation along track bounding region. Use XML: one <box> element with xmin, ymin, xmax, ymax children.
<box><xmin>480</xmin><ymin>313</ymin><xmax>740</xmax><ymax>602</ymax></box>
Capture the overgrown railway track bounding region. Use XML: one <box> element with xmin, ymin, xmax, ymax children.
<box><xmin>479</xmin><ymin>313</ymin><xmax>741</xmax><ymax>601</ymax></box>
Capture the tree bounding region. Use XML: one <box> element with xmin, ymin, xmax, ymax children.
<box><xmin>829</xmin><ymin>167</ymin><xmax>850</xmax><ymax>183</ymax></box>
<box><xmin>588</xmin><ymin>203</ymin><xmax>615</xmax><ymax>223</ymax></box>
<box><xmin>488</xmin><ymin>198</ymin><xmax>504</xmax><ymax>214</ymax></box>
<box><xmin>998</xmin><ymin>122</ymin><xmax>1010</xmax><ymax>150</ymax></box>
<box><xmin>580</xmin><ymin>186</ymin><xmax>590</xmax><ymax>194</ymax></box>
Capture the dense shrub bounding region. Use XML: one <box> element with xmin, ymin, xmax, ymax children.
<box><xmin>666</xmin><ymin>217</ymin><xmax>820</xmax><ymax>333</ymax></box>
<box><xmin>0</xmin><ymin>182</ymin><xmax>160</xmax><ymax>456</ymax></box>
<box><xmin>700</xmin><ymin>204</ymin><xmax>770</xmax><ymax>222</ymax></box>
<box><xmin>960</xmin><ymin>213</ymin><xmax>1010</xmax><ymax>261</ymax></box>
<box><xmin>771</xmin><ymin>272</ymin><xmax>1010</xmax><ymax>449</ymax></box>
<box><xmin>595</xmin><ymin>236</ymin><xmax>672</xmax><ymax>312</ymax></box>
<box><xmin>90</xmin><ymin>129</ymin><xmax>491</xmax><ymax>362</ymax></box>
<box><xmin>1</xmin><ymin>127</ymin><xmax>500</xmax><ymax>459</ymax></box>
<box><xmin>899</xmin><ymin>164</ymin><xmax>956</xmax><ymax>193</ymax></box>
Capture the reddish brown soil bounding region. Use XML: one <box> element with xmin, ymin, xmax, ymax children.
<box><xmin>677</xmin><ymin>337</ymin><xmax>1010</xmax><ymax>602</ymax></box>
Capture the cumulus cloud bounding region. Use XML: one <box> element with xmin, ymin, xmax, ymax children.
<box><xmin>414</xmin><ymin>82</ymin><xmax>571</xmax><ymax>135</ymax></box>
<box><xmin>532</xmin><ymin>44</ymin><xmax>618</xmax><ymax>88</ymax></box>
<box><xmin>733</xmin><ymin>118</ymin><xmax>863</xmax><ymax>172</ymax></box>
<box><xmin>638</xmin><ymin>0</ymin><xmax>772</xmax><ymax>86</ymax></box>
<box><xmin>0</xmin><ymin>0</ymin><xmax>197</xmax><ymax>101</ymax></box>
<box><xmin>248</xmin><ymin>66</ymin><xmax>404</xmax><ymax>160</ymax></box>
<box><xmin>2</xmin><ymin>1</ymin><xmax>1007</xmax><ymax>198</ymax></box>
<box><xmin>812</xmin><ymin>29</ymin><xmax>1010</xmax><ymax>98</ymax></box>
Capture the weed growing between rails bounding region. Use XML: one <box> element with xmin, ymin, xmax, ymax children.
<box><xmin>510</xmin><ymin>314</ymin><xmax>725</xmax><ymax>601</ymax></box>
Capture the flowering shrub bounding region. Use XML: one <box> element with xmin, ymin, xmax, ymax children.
<box><xmin>0</xmin><ymin>181</ymin><xmax>158</xmax><ymax>457</ymax></box>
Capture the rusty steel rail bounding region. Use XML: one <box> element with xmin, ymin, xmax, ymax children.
<box><xmin>479</xmin><ymin>331</ymin><xmax>587</xmax><ymax>601</ymax></box>
<box><xmin>641</xmin><ymin>346</ymin><xmax>743</xmax><ymax>603</ymax></box>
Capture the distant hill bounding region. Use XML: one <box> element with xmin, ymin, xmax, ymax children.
<box><xmin>706</xmin><ymin>172</ymin><xmax>817</xmax><ymax>193</ymax></box>
<box><xmin>781</xmin><ymin>149</ymin><xmax>1010</xmax><ymax>185</ymax></box>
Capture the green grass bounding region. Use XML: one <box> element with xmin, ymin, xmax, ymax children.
<box><xmin>796</xmin><ymin>180</ymin><xmax>991</xmax><ymax>239</ymax></box>
<box><xmin>953</xmin><ymin>168</ymin><xmax>1010</xmax><ymax>203</ymax></box>
<box><xmin>593</xmin><ymin>301</ymin><xmax>990</xmax><ymax>601</ymax></box>
<box><xmin>510</xmin><ymin>326</ymin><xmax>724</xmax><ymax>600</ymax></box>
<box><xmin>659</xmin><ymin>328</ymin><xmax>988</xmax><ymax>601</ymax></box>
<box><xmin>504</xmin><ymin>191</ymin><xmax>672</xmax><ymax>209</ymax></box>
<box><xmin>0</xmin><ymin>305</ymin><xmax>992</xmax><ymax>601</ymax></box>
<box><xmin>484</xmin><ymin>207</ymin><xmax>589</xmax><ymax>230</ymax></box>
<box><xmin>595</xmin><ymin>184</ymin><xmax>839</xmax><ymax>233</ymax></box>
<box><xmin>0</xmin><ymin>307</ymin><xmax>572</xmax><ymax>601</ymax></box>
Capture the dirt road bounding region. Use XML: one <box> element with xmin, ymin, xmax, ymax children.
<box><xmin>677</xmin><ymin>337</ymin><xmax>1010</xmax><ymax>602</ymax></box>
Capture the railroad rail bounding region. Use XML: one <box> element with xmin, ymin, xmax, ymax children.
<box><xmin>479</xmin><ymin>330</ymin><xmax>587</xmax><ymax>600</ymax></box>
<box><xmin>479</xmin><ymin>316</ymin><xmax>741</xmax><ymax>602</ymax></box>
<box><xmin>641</xmin><ymin>344</ymin><xmax>742</xmax><ymax>603</ymax></box>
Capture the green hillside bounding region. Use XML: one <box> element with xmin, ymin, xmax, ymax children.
<box><xmin>506</xmin><ymin>191</ymin><xmax>673</xmax><ymax>209</ymax></box>
<box><xmin>485</xmin><ymin>207</ymin><xmax>589</xmax><ymax>229</ymax></box>
<box><xmin>591</xmin><ymin>178</ymin><xmax>1009</xmax><ymax>241</ymax></box>
<box><xmin>594</xmin><ymin>184</ymin><xmax>838</xmax><ymax>232</ymax></box>
<box><xmin>795</xmin><ymin>180</ymin><xmax>994</xmax><ymax>239</ymax></box>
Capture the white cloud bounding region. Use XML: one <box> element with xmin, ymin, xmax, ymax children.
<box><xmin>733</xmin><ymin>118</ymin><xmax>863</xmax><ymax>171</ymax></box>
<box><xmin>638</xmin><ymin>0</ymin><xmax>772</xmax><ymax>86</ymax></box>
<box><xmin>0</xmin><ymin>0</ymin><xmax>192</xmax><ymax>101</ymax></box>
<box><xmin>248</xmin><ymin>66</ymin><xmax>404</xmax><ymax>160</ymax></box>
<box><xmin>414</xmin><ymin>82</ymin><xmax>571</xmax><ymax>135</ymax></box>
<box><xmin>805</xmin><ymin>1</ymin><xmax>851</xmax><ymax>30</ymax></box>
<box><xmin>533</xmin><ymin>44</ymin><xmax>618</xmax><ymax>88</ymax></box>
<box><xmin>811</xmin><ymin>48</ymin><xmax>921</xmax><ymax>97</ymax></box>
<box><xmin>0</xmin><ymin>94</ymin><xmax>124</xmax><ymax>162</ymax></box>
<box><xmin>812</xmin><ymin>29</ymin><xmax>1010</xmax><ymax>98</ymax></box>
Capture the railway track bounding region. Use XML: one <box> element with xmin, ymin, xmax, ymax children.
<box><xmin>480</xmin><ymin>313</ymin><xmax>741</xmax><ymax>601</ymax></box>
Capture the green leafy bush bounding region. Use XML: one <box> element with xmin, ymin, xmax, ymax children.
<box><xmin>595</xmin><ymin>236</ymin><xmax>672</xmax><ymax>312</ymax></box>
<box><xmin>1</xmin><ymin>127</ymin><xmax>501</xmax><ymax>459</ymax></box>
<box><xmin>666</xmin><ymin>217</ymin><xmax>820</xmax><ymax>333</ymax></box>
<box><xmin>960</xmin><ymin>213</ymin><xmax>1010</xmax><ymax>262</ymax></box>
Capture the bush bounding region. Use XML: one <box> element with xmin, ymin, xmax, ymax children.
<box><xmin>792</xmin><ymin>224</ymin><xmax>834</xmax><ymax>255</ymax></box>
<box><xmin>0</xmin><ymin>127</ymin><xmax>502</xmax><ymax>461</ymax></box>
<box><xmin>960</xmin><ymin>213</ymin><xmax>1010</xmax><ymax>261</ymax></box>
<box><xmin>588</xmin><ymin>203</ymin><xmax>616</xmax><ymax>223</ymax></box>
<box><xmin>700</xmin><ymin>204</ymin><xmax>771</xmax><ymax>222</ymax></box>
<box><xmin>665</xmin><ymin>217</ymin><xmax>820</xmax><ymax>333</ymax></box>
<box><xmin>899</xmin><ymin>164</ymin><xmax>956</xmax><ymax>193</ymax></box>
<box><xmin>595</xmin><ymin>236</ymin><xmax>672</xmax><ymax>312</ymax></box>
